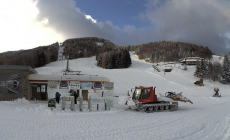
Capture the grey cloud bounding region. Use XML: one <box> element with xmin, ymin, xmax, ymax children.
<box><xmin>144</xmin><ymin>0</ymin><xmax>230</xmax><ymax>54</ymax></box>
<box><xmin>36</xmin><ymin>0</ymin><xmax>112</xmax><ymax>39</ymax></box>
<box><xmin>36</xmin><ymin>0</ymin><xmax>230</xmax><ymax>54</ymax></box>
<box><xmin>35</xmin><ymin>0</ymin><xmax>155</xmax><ymax>46</ymax></box>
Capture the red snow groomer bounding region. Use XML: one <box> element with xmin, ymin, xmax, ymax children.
<box><xmin>118</xmin><ymin>86</ymin><xmax>192</xmax><ymax>112</ymax></box>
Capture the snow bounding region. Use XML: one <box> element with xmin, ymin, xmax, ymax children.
<box><xmin>212</xmin><ymin>55</ymin><xmax>224</xmax><ymax>64</ymax></box>
<box><xmin>1</xmin><ymin>52</ymin><xmax>230</xmax><ymax>140</ymax></box>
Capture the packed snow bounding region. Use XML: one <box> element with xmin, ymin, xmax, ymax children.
<box><xmin>1</xmin><ymin>52</ymin><xmax>230</xmax><ymax>140</ymax></box>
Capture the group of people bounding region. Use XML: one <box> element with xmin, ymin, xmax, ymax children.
<box><xmin>55</xmin><ymin>91</ymin><xmax>79</xmax><ymax>104</ymax></box>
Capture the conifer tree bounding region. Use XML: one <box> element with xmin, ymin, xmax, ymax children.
<box><xmin>208</xmin><ymin>62</ymin><xmax>222</xmax><ymax>81</ymax></box>
<box><xmin>115</xmin><ymin>50</ymin><xmax>122</xmax><ymax>68</ymax></box>
<box><xmin>107</xmin><ymin>51</ymin><xmax>116</xmax><ymax>69</ymax></box>
<box><xmin>194</xmin><ymin>59</ymin><xmax>208</xmax><ymax>78</ymax></box>
<box><xmin>97</xmin><ymin>54</ymin><xmax>103</xmax><ymax>67</ymax></box>
<box><xmin>36</xmin><ymin>51</ymin><xmax>46</xmax><ymax>67</ymax></box>
<box><xmin>102</xmin><ymin>52</ymin><xmax>109</xmax><ymax>68</ymax></box>
<box><xmin>194</xmin><ymin>61</ymin><xmax>200</xmax><ymax>77</ymax></box>
<box><xmin>122</xmin><ymin>49</ymin><xmax>132</xmax><ymax>68</ymax></box>
<box><xmin>221</xmin><ymin>56</ymin><xmax>230</xmax><ymax>83</ymax></box>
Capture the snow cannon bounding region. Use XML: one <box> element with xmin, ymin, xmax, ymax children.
<box><xmin>213</xmin><ymin>87</ymin><xmax>221</xmax><ymax>97</ymax></box>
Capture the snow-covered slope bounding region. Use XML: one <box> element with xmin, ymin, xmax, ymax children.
<box><xmin>212</xmin><ymin>55</ymin><xmax>224</xmax><ymax>64</ymax></box>
<box><xmin>1</xmin><ymin>52</ymin><xmax>230</xmax><ymax>140</ymax></box>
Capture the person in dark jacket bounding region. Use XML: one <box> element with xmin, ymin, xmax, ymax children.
<box><xmin>73</xmin><ymin>91</ymin><xmax>79</xmax><ymax>104</ymax></box>
<box><xmin>55</xmin><ymin>92</ymin><xmax>61</xmax><ymax>104</ymax></box>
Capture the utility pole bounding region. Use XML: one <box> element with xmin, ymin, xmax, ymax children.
<box><xmin>64</xmin><ymin>55</ymin><xmax>70</xmax><ymax>75</ymax></box>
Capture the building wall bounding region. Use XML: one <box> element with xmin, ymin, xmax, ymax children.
<box><xmin>0</xmin><ymin>69</ymin><xmax>33</xmax><ymax>101</ymax></box>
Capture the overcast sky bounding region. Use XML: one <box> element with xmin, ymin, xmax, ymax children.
<box><xmin>1</xmin><ymin>0</ymin><xmax>230</xmax><ymax>54</ymax></box>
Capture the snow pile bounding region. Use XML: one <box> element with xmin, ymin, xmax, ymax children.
<box><xmin>13</xmin><ymin>98</ymin><xmax>30</xmax><ymax>104</ymax></box>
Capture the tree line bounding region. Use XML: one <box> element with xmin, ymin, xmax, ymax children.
<box><xmin>0</xmin><ymin>37</ymin><xmax>116</xmax><ymax>68</ymax></box>
<box><xmin>63</xmin><ymin>37</ymin><xmax>116</xmax><ymax>59</ymax></box>
<box><xmin>194</xmin><ymin>56</ymin><xmax>230</xmax><ymax>84</ymax></box>
<box><xmin>0</xmin><ymin>43</ymin><xmax>58</xmax><ymax>68</ymax></box>
<box><xmin>120</xmin><ymin>41</ymin><xmax>213</xmax><ymax>62</ymax></box>
<box><xmin>96</xmin><ymin>49</ymin><xmax>132</xmax><ymax>69</ymax></box>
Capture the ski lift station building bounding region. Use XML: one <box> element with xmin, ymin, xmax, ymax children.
<box><xmin>0</xmin><ymin>65</ymin><xmax>113</xmax><ymax>101</ymax></box>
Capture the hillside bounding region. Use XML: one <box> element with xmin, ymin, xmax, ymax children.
<box><xmin>62</xmin><ymin>37</ymin><xmax>116</xmax><ymax>59</ymax></box>
<box><xmin>0</xmin><ymin>37</ymin><xmax>116</xmax><ymax>68</ymax></box>
<box><xmin>120</xmin><ymin>41</ymin><xmax>213</xmax><ymax>62</ymax></box>
<box><xmin>0</xmin><ymin>39</ymin><xmax>216</xmax><ymax>69</ymax></box>
<box><xmin>0</xmin><ymin>42</ymin><xmax>59</xmax><ymax>68</ymax></box>
<box><xmin>0</xmin><ymin>39</ymin><xmax>215</xmax><ymax>70</ymax></box>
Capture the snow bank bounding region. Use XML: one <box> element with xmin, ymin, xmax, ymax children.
<box><xmin>13</xmin><ymin>98</ymin><xmax>30</xmax><ymax>104</ymax></box>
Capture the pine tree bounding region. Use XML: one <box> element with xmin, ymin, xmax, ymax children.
<box><xmin>208</xmin><ymin>62</ymin><xmax>222</xmax><ymax>81</ymax></box>
<box><xmin>36</xmin><ymin>51</ymin><xmax>46</xmax><ymax>67</ymax></box>
<box><xmin>102</xmin><ymin>52</ymin><xmax>109</xmax><ymax>68</ymax></box>
<box><xmin>221</xmin><ymin>56</ymin><xmax>230</xmax><ymax>83</ymax></box>
<box><xmin>194</xmin><ymin>61</ymin><xmax>201</xmax><ymax>77</ymax></box>
<box><xmin>50</xmin><ymin>53</ymin><xmax>57</xmax><ymax>62</ymax></box>
<box><xmin>115</xmin><ymin>51</ymin><xmax>122</xmax><ymax>68</ymax></box>
<box><xmin>97</xmin><ymin>54</ymin><xmax>103</xmax><ymax>67</ymax></box>
<box><xmin>122</xmin><ymin>49</ymin><xmax>132</xmax><ymax>68</ymax></box>
<box><xmin>107</xmin><ymin>51</ymin><xmax>116</xmax><ymax>69</ymax></box>
<box><xmin>194</xmin><ymin>59</ymin><xmax>208</xmax><ymax>78</ymax></box>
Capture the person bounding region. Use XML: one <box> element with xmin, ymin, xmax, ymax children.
<box><xmin>73</xmin><ymin>91</ymin><xmax>79</xmax><ymax>104</ymax></box>
<box><xmin>55</xmin><ymin>92</ymin><xmax>61</xmax><ymax>104</ymax></box>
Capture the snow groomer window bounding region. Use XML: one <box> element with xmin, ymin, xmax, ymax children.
<box><xmin>142</xmin><ymin>89</ymin><xmax>151</xmax><ymax>99</ymax></box>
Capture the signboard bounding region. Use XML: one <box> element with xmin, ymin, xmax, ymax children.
<box><xmin>70</xmin><ymin>81</ymin><xmax>81</xmax><ymax>90</ymax></box>
<box><xmin>81</xmin><ymin>82</ymin><xmax>92</xmax><ymax>90</ymax></box>
<box><xmin>104</xmin><ymin>82</ymin><xmax>114</xmax><ymax>108</ymax></box>
<box><xmin>47</xmin><ymin>88</ymin><xmax>56</xmax><ymax>99</ymax></box>
<box><xmin>0</xmin><ymin>74</ymin><xmax>20</xmax><ymax>94</ymax></box>
<box><xmin>48</xmin><ymin>81</ymin><xmax>58</xmax><ymax>88</ymax></box>
<box><xmin>105</xmin><ymin>90</ymin><xmax>114</xmax><ymax>108</ymax></box>
<box><xmin>105</xmin><ymin>90</ymin><xmax>114</xmax><ymax>100</ymax></box>
<box><xmin>104</xmin><ymin>82</ymin><xmax>114</xmax><ymax>90</ymax></box>
<box><xmin>106</xmin><ymin>99</ymin><xmax>113</xmax><ymax>109</ymax></box>
<box><xmin>93</xmin><ymin>82</ymin><xmax>102</xmax><ymax>90</ymax></box>
<box><xmin>41</xmin><ymin>85</ymin><xmax>46</xmax><ymax>93</ymax></box>
<box><xmin>47</xmin><ymin>81</ymin><xmax>58</xmax><ymax>99</ymax></box>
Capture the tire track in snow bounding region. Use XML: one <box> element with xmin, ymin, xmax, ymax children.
<box><xmin>223</xmin><ymin>116</ymin><xmax>230</xmax><ymax>140</ymax></box>
<box><xmin>145</xmin><ymin>69</ymin><xmax>194</xmax><ymax>95</ymax></box>
<box><xmin>175</xmin><ymin>103</ymin><xmax>230</xmax><ymax>140</ymax></box>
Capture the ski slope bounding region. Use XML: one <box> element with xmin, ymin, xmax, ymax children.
<box><xmin>1</xmin><ymin>52</ymin><xmax>230</xmax><ymax>140</ymax></box>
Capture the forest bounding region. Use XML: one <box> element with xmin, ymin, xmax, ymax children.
<box><xmin>0</xmin><ymin>39</ymin><xmax>215</xmax><ymax>70</ymax></box>
<box><xmin>0</xmin><ymin>43</ymin><xmax>58</xmax><ymax>68</ymax></box>
<box><xmin>120</xmin><ymin>41</ymin><xmax>213</xmax><ymax>62</ymax></box>
<box><xmin>0</xmin><ymin>37</ymin><xmax>116</xmax><ymax>68</ymax></box>
<box><xmin>62</xmin><ymin>37</ymin><xmax>116</xmax><ymax>59</ymax></box>
<box><xmin>195</xmin><ymin>56</ymin><xmax>230</xmax><ymax>83</ymax></box>
<box><xmin>96</xmin><ymin>49</ymin><xmax>131</xmax><ymax>69</ymax></box>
